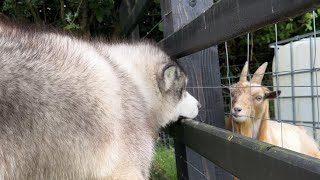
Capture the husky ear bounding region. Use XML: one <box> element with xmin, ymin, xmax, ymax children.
<box><xmin>265</xmin><ymin>90</ymin><xmax>281</xmax><ymax>99</ymax></box>
<box><xmin>163</xmin><ymin>66</ymin><xmax>177</xmax><ymax>92</ymax></box>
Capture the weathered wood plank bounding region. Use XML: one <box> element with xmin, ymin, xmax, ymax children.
<box><xmin>174</xmin><ymin>119</ymin><xmax>320</xmax><ymax>180</ymax></box>
<box><xmin>119</xmin><ymin>0</ymin><xmax>150</xmax><ymax>35</ymax></box>
<box><xmin>179</xmin><ymin>47</ymin><xmax>231</xmax><ymax>180</ymax></box>
<box><xmin>158</xmin><ymin>0</ymin><xmax>320</xmax><ymax>58</ymax></box>
<box><xmin>160</xmin><ymin>0</ymin><xmax>231</xmax><ymax>179</ymax></box>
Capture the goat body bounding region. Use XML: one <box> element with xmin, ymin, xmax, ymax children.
<box><xmin>258</xmin><ymin>120</ymin><xmax>320</xmax><ymax>158</ymax></box>
<box><xmin>225</xmin><ymin>61</ymin><xmax>320</xmax><ymax>159</ymax></box>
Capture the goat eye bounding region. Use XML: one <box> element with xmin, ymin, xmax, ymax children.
<box><xmin>256</xmin><ymin>96</ymin><xmax>263</xmax><ymax>101</ymax></box>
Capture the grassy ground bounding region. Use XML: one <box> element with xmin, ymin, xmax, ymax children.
<box><xmin>150</xmin><ymin>145</ymin><xmax>177</xmax><ymax>180</ymax></box>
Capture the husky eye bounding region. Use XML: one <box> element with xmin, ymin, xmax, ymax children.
<box><xmin>256</xmin><ymin>96</ymin><xmax>263</xmax><ymax>101</ymax></box>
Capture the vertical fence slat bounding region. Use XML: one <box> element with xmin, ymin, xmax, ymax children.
<box><xmin>160</xmin><ymin>0</ymin><xmax>231</xmax><ymax>179</ymax></box>
<box><xmin>290</xmin><ymin>41</ymin><xmax>297</xmax><ymax>124</ymax></box>
<box><xmin>159</xmin><ymin>1</ymin><xmax>189</xmax><ymax>179</ymax></box>
<box><xmin>310</xmin><ymin>37</ymin><xmax>317</xmax><ymax>138</ymax></box>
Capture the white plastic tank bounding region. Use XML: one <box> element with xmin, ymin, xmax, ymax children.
<box><xmin>272</xmin><ymin>37</ymin><xmax>320</xmax><ymax>143</ymax></box>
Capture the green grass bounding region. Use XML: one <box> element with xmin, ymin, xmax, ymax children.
<box><xmin>150</xmin><ymin>145</ymin><xmax>178</xmax><ymax>180</ymax></box>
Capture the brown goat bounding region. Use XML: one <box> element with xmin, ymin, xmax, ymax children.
<box><xmin>225</xmin><ymin>61</ymin><xmax>320</xmax><ymax>159</ymax></box>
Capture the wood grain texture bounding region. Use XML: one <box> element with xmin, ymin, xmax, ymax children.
<box><xmin>160</xmin><ymin>0</ymin><xmax>231</xmax><ymax>179</ymax></box>
<box><xmin>174</xmin><ymin>119</ymin><xmax>320</xmax><ymax>180</ymax></box>
<box><xmin>158</xmin><ymin>0</ymin><xmax>320</xmax><ymax>58</ymax></box>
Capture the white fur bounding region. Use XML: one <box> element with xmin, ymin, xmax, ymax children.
<box><xmin>176</xmin><ymin>92</ymin><xmax>199</xmax><ymax>119</ymax></box>
<box><xmin>0</xmin><ymin>19</ymin><xmax>201</xmax><ymax>178</ymax></box>
<box><xmin>251</xmin><ymin>119</ymin><xmax>261</xmax><ymax>139</ymax></box>
<box><xmin>232</xmin><ymin>116</ymin><xmax>247</xmax><ymax>123</ymax></box>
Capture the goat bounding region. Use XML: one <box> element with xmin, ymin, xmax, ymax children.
<box><xmin>224</xmin><ymin>61</ymin><xmax>320</xmax><ymax>159</ymax></box>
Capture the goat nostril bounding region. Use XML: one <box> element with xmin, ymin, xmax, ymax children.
<box><xmin>234</xmin><ymin>107</ymin><xmax>242</xmax><ymax>113</ymax></box>
<box><xmin>197</xmin><ymin>102</ymin><xmax>202</xmax><ymax>109</ymax></box>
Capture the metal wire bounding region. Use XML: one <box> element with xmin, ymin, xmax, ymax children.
<box><xmin>223</xmin><ymin>113</ymin><xmax>320</xmax><ymax>129</ymax></box>
<box><xmin>173</xmin><ymin>150</ymin><xmax>210</xmax><ymax>179</ymax></box>
<box><xmin>269</xmin><ymin>30</ymin><xmax>320</xmax><ymax>47</ymax></box>
<box><xmin>312</xmin><ymin>11</ymin><xmax>320</xmax><ymax>130</ymax></box>
<box><xmin>225</xmin><ymin>41</ymin><xmax>235</xmax><ymax>133</ymax></box>
<box><xmin>217</xmin><ymin>21</ymin><xmax>320</xmax><ymax>146</ymax></box>
<box><xmin>247</xmin><ymin>33</ymin><xmax>255</xmax><ymax>138</ymax></box>
<box><xmin>289</xmin><ymin>41</ymin><xmax>297</xmax><ymax>124</ymax></box>
<box><xmin>142</xmin><ymin>10</ymin><xmax>172</xmax><ymax>39</ymax></box>
<box><xmin>187</xmin><ymin>85</ymin><xmax>320</xmax><ymax>89</ymax></box>
<box><xmin>177</xmin><ymin>14</ymin><xmax>320</xmax><ymax>177</ymax></box>
<box><xmin>219</xmin><ymin>67</ymin><xmax>320</xmax><ymax>80</ymax></box>
<box><xmin>247</xmin><ymin>33</ymin><xmax>250</xmax><ymax>63</ymax></box>
<box><xmin>274</xmin><ymin>24</ymin><xmax>282</xmax><ymax>139</ymax></box>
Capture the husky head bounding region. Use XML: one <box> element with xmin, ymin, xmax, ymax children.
<box><xmin>99</xmin><ymin>42</ymin><xmax>200</xmax><ymax>127</ymax></box>
<box><xmin>157</xmin><ymin>62</ymin><xmax>200</xmax><ymax>125</ymax></box>
<box><xmin>142</xmin><ymin>43</ymin><xmax>200</xmax><ymax>127</ymax></box>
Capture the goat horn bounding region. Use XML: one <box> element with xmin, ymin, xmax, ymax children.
<box><xmin>239</xmin><ymin>61</ymin><xmax>249</xmax><ymax>82</ymax></box>
<box><xmin>251</xmin><ymin>62</ymin><xmax>268</xmax><ymax>84</ymax></box>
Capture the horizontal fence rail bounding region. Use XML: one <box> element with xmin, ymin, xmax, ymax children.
<box><xmin>158</xmin><ymin>0</ymin><xmax>320</xmax><ymax>58</ymax></box>
<box><xmin>172</xmin><ymin>119</ymin><xmax>320</xmax><ymax>180</ymax></box>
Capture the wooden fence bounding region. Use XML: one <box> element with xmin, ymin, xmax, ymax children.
<box><xmin>119</xmin><ymin>0</ymin><xmax>320</xmax><ymax>179</ymax></box>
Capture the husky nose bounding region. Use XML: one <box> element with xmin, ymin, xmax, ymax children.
<box><xmin>197</xmin><ymin>102</ymin><xmax>202</xmax><ymax>109</ymax></box>
<box><xmin>233</xmin><ymin>107</ymin><xmax>242</xmax><ymax>113</ymax></box>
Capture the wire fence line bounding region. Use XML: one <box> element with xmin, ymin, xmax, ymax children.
<box><xmin>142</xmin><ymin>10</ymin><xmax>172</xmax><ymax>39</ymax></box>
<box><xmin>223</xmin><ymin>113</ymin><xmax>320</xmax><ymax>129</ymax></box>
<box><xmin>312</xmin><ymin>10</ymin><xmax>320</xmax><ymax>128</ymax></box>
<box><xmin>173</xmin><ymin>146</ymin><xmax>211</xmax><ymax>180</ymax></box>
<box><xmin>220</xmin><ymin>11</ymin><xmax>320</xmax><ymax>146</ymax></box>
<box><xmin>186</xmin><ymin>85</ymin><xmax>320</xmax><ymax>89</ymax></box>
<box><xmin>153</xmin><ymin>9</ymin><xmax>320</xmax><ymax>179</ymax></box>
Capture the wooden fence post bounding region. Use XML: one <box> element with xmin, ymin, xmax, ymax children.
<box><xmin>160</xmin><ymin>1</ymin><xmax>232</xmax><ymax>179</ymax></box>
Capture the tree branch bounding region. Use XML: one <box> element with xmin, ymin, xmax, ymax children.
<box><xmin>79</xmin><ymin>0</ymin><xmax>90</xmax><ymax>36</ymax></box>
<box><xmin>59</xmin><ymin>0</ymin><xmax>66</xmax><ymax>25</ymax></box>
<box><xmin>27</xmin><ymin>0</ymin><xmax>41</xmax><ymax>24</ymax></box>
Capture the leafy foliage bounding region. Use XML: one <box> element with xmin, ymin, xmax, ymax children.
<box><xmin>138</xmin><ymin>0</ymin><xmax>163</xmax><ymax>41</ymax></box>
<box><xmin>1</xmin><ymin>1</ymin><xmax>319</xmax><ymax>80</ymax></box>
<box><xmin>1</xmin><ymin>0</ymin><xmax>119</xmax><ymax>37</ymax></box>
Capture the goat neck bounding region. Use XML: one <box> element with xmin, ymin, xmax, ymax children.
<box><xmin>257</xmin><ymin>100</ymin><xmax>271</xmax><ymax>140</ymax></box>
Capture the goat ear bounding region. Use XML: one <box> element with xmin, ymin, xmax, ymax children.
<box><xmin>239</xmin><ymin>61</ymin><xmax>248</xmax><ymax>82</ymax></box>
<box><xmin>251</xmin><ymin>62</ymin><xmax>268</xmax><ymax>84</ymax></box>
<box><xmin>222</xmin><ymin>85</ymin><xmax>230</xmax><ymax>94</ymax></box>
<box><xmin>265</xmin><ymin>90</ymin><xmax>281</xmax><ymax>99</ymax></box>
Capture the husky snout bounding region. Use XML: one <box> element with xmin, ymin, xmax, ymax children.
<box><xmin>177</xmin><ymin>92</ymin><xmax>200</xmax><ymax>119</ymax></box>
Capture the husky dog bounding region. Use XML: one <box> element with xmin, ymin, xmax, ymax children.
<box><xmin>0</xmin><ymin>19</ymin><xmax>200</xmax><ymax>179</ymax></box>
